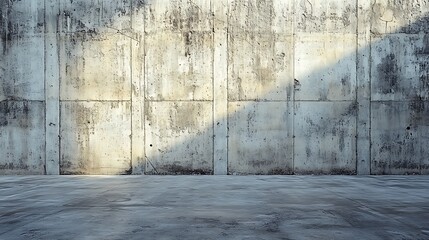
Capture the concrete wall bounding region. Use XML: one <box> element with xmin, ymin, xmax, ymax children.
<box><xmin>1</xmin><ymin>0</ymin><xmax>428</xmax><ymax>175</ymax></box>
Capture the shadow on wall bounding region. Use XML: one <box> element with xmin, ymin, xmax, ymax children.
<box><xmin>142</xmin><ymin>0</ymin><xmax>429</xmax><ymax>175</ymax></box>
<box><xmin>0</xmin><ymin>0</ymin><xmax>428</xmax><ymax>175</ymax></box>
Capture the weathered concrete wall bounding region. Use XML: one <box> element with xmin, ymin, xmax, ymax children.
<box><xmin>1</xmin><ymin>0</ymin><xmax>428</xmax><ymax>175</ymax></box>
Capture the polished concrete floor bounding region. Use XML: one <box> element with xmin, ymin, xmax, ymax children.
<box><xmin>0</xmin><ymin>176</ymin><xmax>428</xmax><ymax>240</ymax></box>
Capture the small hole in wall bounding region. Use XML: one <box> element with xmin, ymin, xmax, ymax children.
<box><xmin>406</xmin><ymin>126</ymin><xmax>411</xmax><ymax>130</ymax></box>
<box><xmin>150</xmin><ymin>144</ymin><xmax>153</xmax><ymax>147</ymax></box>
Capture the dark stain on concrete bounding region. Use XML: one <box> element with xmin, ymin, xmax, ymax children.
<box><xmin>390</xmin><ymin>160</ymin><xmax>420</xmax><ymax>174</ymax></box>
<box><xmin>0</xmin><ymin>162</ymin><xmax>29</xmax><ymax>171</ymax></box>
<box><xmin>419</xmin><ymin>61</ymin><xmax>429</xmax><ymax>95</ymax></box>
<box><xmin>57</xmin><ymin>0</ymin><xmax>145</xmax><ymax>34</ymax></box>
<box><xmin>167</xmin><ymin>1</ymin><xmax>208</xmax><ymax>32</ymax></box>
<box><xmin>422</xmin><ymin>34</ymin><xmax>429</xmax><ymax>54</ymax></box>
<box><xmin>0</xmin><ymin>101</ymin><xmax>10</xmax><ymax>127</ymax></box>
<box><xmin>377</xmin><ymin>53</ymin><xmax>399</xmax><ymax>94</ymax></box>
<box><xmin>343</xmin><ymin>102</ymin><xmax>358</xmax><ymax>117</ymax></box>
<box><xmin>306</xmin><ymin>145</ymin><xmax>312</xmax><ymax>158</ymax></box>
<box><xmin>402</xmin><ymin>15</ymin><xmax>429</xmax><ymax>34</ymax></box>
<box><xmin>147</xmin><ymin>164</ymin><xmax>212</xmax><ymax>175</ymax></box>
<box><xmin>0</xmin><ymin>101</ymin><xmax>32</xmax><ymax>128</ymax></box>
<box><xmin>295</xmin><ymin>168</ymin><xmax>356</xmax><ymax>175</ymax></box>
<box><xmin>410</xmin><ymin>100</ymin><xmax>429</xmax><ymax>126</ymax></box>
<box><xmin>134</xmin><ymin>0</ymin><xmax>147</xmax><ymax>10</ymax></box>
<box><xmin>0</xmin><ymin>4</ymin><xmax>11</xmax><ymax>54</ymax></box>
<box><xmin>267</xmin><ymin>168</ymin><xmax>293</xmax><ymax>175</ymax></box>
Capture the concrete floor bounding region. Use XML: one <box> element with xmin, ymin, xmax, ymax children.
<box><xmin>0</xmin><ymin>176</ymin><xmax>428</xmax><ymax>240</ymax></box>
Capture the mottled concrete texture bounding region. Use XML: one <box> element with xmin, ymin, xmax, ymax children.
<box><xmin>0</xmin><ymin>176</ymin><xmax>429</xmax><ymax>239</ymax></box>
<box><xmin>1</xmin><ymin>0</ymin><xmax>429</xmax><ymax>175</ymax></box>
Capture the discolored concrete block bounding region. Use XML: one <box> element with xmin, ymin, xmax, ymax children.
<box><xmin>0</xmin><ymin>101</ymin><xmax>45</xmax><ymax>174</ymax></box>
<box><xmin>0</xmin><ymin>0</ymin><xmax>44</xmax><ymax>38</ymax></box>
<box><xmin>371</xmin><ymin>34</ymin><xmax>429</xmax><ymax>101</ymax></box>
<box><xmin>295</xmin><ymin>0</ymin><xmax>357</xmax><ymax>34</ymax></box>
<box><xmin>371</xmin><ymin>101</ymin><xmax>429</xmax><ymax>175</ymax></box>
<box><xmin>58</xmin><ymin>0</ymin><xmax>131</xmax><ymax>34</ymax></box>
<box><xmin>294</xmin><ymin>101</ymin><xmax>357</xmax><ymax>174</ymax></box>
<box><xmin>145</xmin><ymin>102</ymin><xmax>213</xmax><ymax>175</ymax></box>
<box><xmin>227</xmin><ymin>0</ymin><xmax>293</xmax><ymax>101</ymax></box>
<box><xmin>228</xmin><ymin>33</ymin><xmax>293</xmax><ymax>101</ymax></box>
<box><xmin>145</xmin><ymin>31</ymin><xmax>213</xmax><ymax>101</ymax></box>
<box><xmin>228</xmin><ymin>0</ymin><xmax>293</xmax><ymax>34</ymax></box>
<box><xmin>228</xmin><ymin>102</ymin><xmax>293</xmax><ymax>175</ymax></box>
<box><xmin>59</xmin><ymin>33</ymin><xmax>131</xmax><ymax>101</ymax></box>
<box><xmin>0</xmin><ymin>36</ymin><xmax>45</xmax><ymax>101</ymax></box>
<box><xmin>60</xmin><ymin>101</ymin><xmax>132</xmax><ymax>175</ymax></box>
<box><xmin>144</xmin><ymin>0</ymin><xmax>212</xmax><ymax>33</ymax></box>
<box><xmin>0</xmin><ymin>0</ymin><xmax>44</xmax><ymax>102</ymax></box>
<box><xmin>294</xmin><ymin>34</ymin><xmax>357</xmax><ymax>101</ymax></box>
<box><xmin>371</xmin><ymin>0</ymin><xmax>429</xmax><ymax>35</ymax></box>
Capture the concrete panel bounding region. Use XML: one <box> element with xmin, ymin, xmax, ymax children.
<box><xmin>145</xmin><ymin>31</ymin><xmax>213</xmax><ymax>101</ymax></box>
<box><xmin>371</xmin><ymin>0</ymin><xmax>429</xmax><ymax>35</ymax></box>
<box><xmin>228</xmin><ymin>102</ymin><xmax>293</xmax><ymax>175</ymax></box>
<box><xmin>228</xmin><ymin>34</ymin><xmax>293</xmax><ymax>101</ymax></box>
<box><xmin>371</xmin><ymin>34</ymin><xmax>429</xmax><ymax>101</ymax></box>
<box><xmin>58</xmin><ymin>0</ymin><xmax>131</xmax><ymax>34</ymax></box>
<box><xmin>295</xmin><ymin>0</ymin><xmax>357</xmax><ymax>34</ymax></box>
<box><xmin>145</xmin><ymin>102</ymin><xmax>213</xmax><ymax>174</ymax></box>
<box><xmin>60</xmin><ymin>101</ymin><xmax>132</xmax><ymax>175</ymax></box>
<box><xmin>0</xmin><ymin>36</ymin><xmax>45</xmax><ymax>101</ymax></box>
<box><xmin>59</xmin><ymin>33</ymin><xmax>131</xmax><ymax>101</ymax></box>
<box><xmin>371</xmin><ymin>101</ymin><xmax>429</xmax><ymax>175</ymax></box>
<box><xmin>294</xmin><ymin>34</ymin><xmax>357</xmax><ymax>101</ymax></box>
<box><xmin>0</xmin><ymin>0</ymin><xmax>44</xmax><ymax>38</ymax></box>
<box><xmin>228</xmin><ymin>0</ymin><xmax>294</xmax><ymax>101</ymax></box>
<box><xmin>144</xmin><ymin>0</ymin><xmax>212</xmax><ymax>33</ymax></box>
<box><xmin>294</xmin><ymin>101</ymin><xmax>357</xmax><ymax>174</ymax></box>
<box><xmin>0</xmin><ymin>101</ymin><xmax>45</xmax><ymax>174</ymax></box>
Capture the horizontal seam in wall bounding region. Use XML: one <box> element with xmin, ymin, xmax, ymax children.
<box><xmin>60</xmin><ymin>100</ymin><xmax>132</xmax><ymax>102</ymax></box>
<box><xmin>228</xmin><ymin>100</ymin><xmax>356</xmax><ymax>103</ymax></box>
<box><xmin>370</xmin><ymin>100</ymin><xmax>429</xmax><ymax>102</ymax></box>
<box><xmin>145</xmin><ymin>100</ymin><xmax>213</xmax><ymax>102</ymax></box>
<box><xmin>0</xmin><ymin>100</ymin><xmax>45</xmax><ymax>102</ymax></box>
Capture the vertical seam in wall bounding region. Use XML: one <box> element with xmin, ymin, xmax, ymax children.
<box><xmin>143</xmin><ymin>3</ymin><xmax>147</xmax><ymax>174</ymax></box>
<box><xmin>291</xmin><ymin>4</ymin><xmax>295</xmax><ymax>174</ymax></box>
<box><xmin>130</xmin><ymin>0</ymin><xmax>134</xmax><ymax>173</ymax></box>
<box><xmin>355</xmin><ymin>0</ymin><xmax>359</xmax><ymax>174</ymax></box>
<box><xmin>211</xmin><ymin>0</ymin><xmax>214</xmax><ymax>174</ymax></box>
<box><xmin>369</xmin><ymin>0</ymin><xmax>373</xmax><ymax>175</ymax></box>
<box><xmin>226</xmin><ymin>1</ymin><xmax>229</xmax><ymax>175</ymax></box>
<box><xmin>43</xmin><ymin>0</ymin><xmax>47</xmax><ymax>175</ymax></box>
<box><xmin>57</xmin><ymin>1</ymin><xmax>62</xmax><ymax>175</ymax></box>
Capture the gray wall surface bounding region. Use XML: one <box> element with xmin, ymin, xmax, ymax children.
<box><xmin>1</xmin><ymin>0</ymin><xmax>428</xmax><ymax>175</ymax></box>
